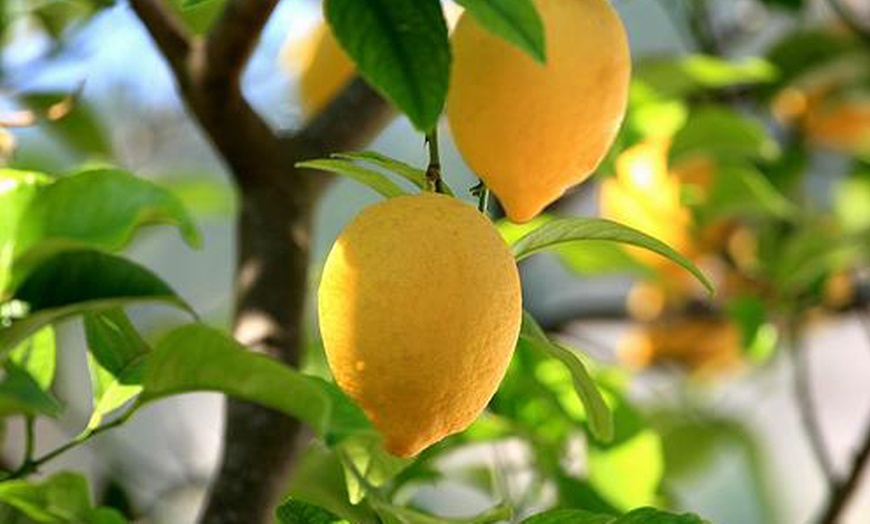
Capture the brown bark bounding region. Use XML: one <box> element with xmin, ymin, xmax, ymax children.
<box><xmin>128</xmin><ymin>0</ymin><xmax>394</xmax><ymax>521</ymax></box>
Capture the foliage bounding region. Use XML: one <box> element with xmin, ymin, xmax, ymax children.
<box><xmin>1</xmin><ymin>0</ymin><xmax>870</xmax><ymax>522</ymax></box>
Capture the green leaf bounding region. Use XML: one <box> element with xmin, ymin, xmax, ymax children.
<box><xmin>0</xmin><ymin>363</ymin><xmax>62</xmax><ymax>417</ymax></box>
<box><xmin>21</xmin><ymin>93</ymin><xmax>112</xmax><ymax>159</ymax></box>
<box><xmin>519</xmin><ymin>312</ymin><xmax>613</xmax><ymax>442</ymax></box>
<box><xmin>9</xmin><ymin>326</ymin><xmax>56</xmax><ymax>390</ymax></box>
<box><xmin>332</xmin><ymin>151</ymin><xmax>455</xmax><ymax>196</ymax></box>
<box><xmin>141</xmin><ymin>324</ymin><xmax>371</xmax><ymax>442</ymax></box>
<box><xmin>0</xmin><ymin>169</ymin><xmax>53</xmax><ymax>296</ymax></box>
<box><xmin>510</xmin><ymin>218</ymin><xmax>713</xmax><ymax>293</ymax></box>
<box><xmin>587</xmin><ymin>429</ymin><xmax>664</xmax><ymax>510</ymax></box>
<box><xmin>337</xmin><ymin>434</ymin><xmax>409</xmax><ymax>504</ymax></box>
<box><xmin>84</xmin><ymin>309</ymin><xmax>150</xmax><ymax>429</ymax></box>
<box><xmin>670</xmin><ymin>107</ymin><xmax>777</xmax><ymax>164</ymax></box>
<box><xmin>286</xmin><ymin>443</ymin><xmax>380</xmax><ymax>524</ymax></box>
<box><xmin>324</xmin><ymin>0</ymin><xmax>450</xmax><ymax>130</ymax></box>
<box><xmin>296</xmin><ymin>159</ymin><xmax>408</xmax><ymax>198</ymax></box>
<box><xmin>0</xmin><ymin>471</ymin><xmax>127</xmax><ymax>523</ymax></box>
<box><xmin>453</xmin><ymin>0</ymin><xmax>545</xmax><ymax>62</ymax></box>
<box><xmin>0</xmin><ymin>250</ymin><xmax>189</xmax><ymax>353</ymax></box>
<box><xmin>635</xmin><ymin>55</ymin><xmax>777</xmax><ymax>97</ymax></box>
<box><xmin>13</xmin><ymin>168</ymin><xmax>201</xmax><ymax>279</ymax></box>
<box><xmin>700</xmin><ymin>164</ymin><xmax>798</xmax><ymax>223</ymax></box>
<box><xmin>168</xmin><ymin>0</ymin><xmax>224</xmax><ymax>33</ymax></box>
<box><xmin>276</xmin><ymin>498</ymin><xmax>350</xmax><ymax>524</ymax></box>
<box><xmin>0</xmin><ymin>472</ymin><xmax>89</xmax><ymax>521</ymax></box>
<box><xmin>522</xmin><ymin>507</ymin><xmax>707</xmax><ymax>523</ymax></box>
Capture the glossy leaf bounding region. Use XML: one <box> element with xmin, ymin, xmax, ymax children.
<box><xmin>635</xmin><ymin>55</ymin><xmax>776</xmax><ymax>97</ymax></box>
<box><xmin>0</xmin><ymin>363</ymin><xmax>62</xmax><ymax>417</ymax></box>
<box><xmin>0</xmin><ymin>471</ymin><xmax>127</xmax><ymax>523</ymax></box>
<box><xmin>332</xmin><ymin>151</ymin><xmax>455</xmax><ymax>196</ymax></box>
<box><xmin>84</xmin><ymin>309</ymin><xmax>150</xmax><ymax>429</ymax></box>
<box><xmin>276</xmin><ymin>498</ymin><xmax>349</xmax><ymax>524</ymax></box>
<box><xmin>453</xmin><ymin>0</ymin><xmax>545</xmax><ymax>62</ymax></box>
<box><xmin>297</xmin><ymin>159</ymin><xmax>408</xmax><ymax>198</ymax></box>
<box><xmin>0</xmin><ymin>250</ymin><xmax>189</xmax><ymax>352</ymax></box>
<box><xmin>0</xmin><ymin>169</ymin><xmax>52</xmax><ymax>297</ymax></box>
<box><xmin>324</xmin><ymin>0</ymin><xmax>450</xmax><ymax>130</ymax></box>
<box><xmin>522</xmin><ymin>507</ymin><xmax>707</xmax><ymax>523</ymax></box>
<box><xmin>141</xmin><ymin>324</ymin><xmax>371</xmax><ymax>442</ymax></box>
<box><xmin>9</xmin><ymin>326</ymin><xmax>56</xmax><ymax>390</ymax></box>
<box><xmin>520</xmin><ymin>312</ymin><xmax>613</xmax><ymax>442</ymax></box>
<box><xmin>13</xmin><ymin>168</ymin><xmax>200</xmax><ymax>281</ymax></box>
<box><xmin>510</xmin><ymin>218</ymin><xmax>713</xmax><ymax>293</ymax></box>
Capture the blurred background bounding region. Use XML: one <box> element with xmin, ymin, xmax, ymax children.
<box><xmin>3</xmin><ymin>0</ymin><xmax>870</xmax><ymax>522</ymax></box>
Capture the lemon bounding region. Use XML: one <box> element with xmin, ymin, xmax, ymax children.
<box><xmin>447</xmin><ymin>0</ymin><xmax>630</xmax><ymax>223</ymax></box>
<box><xmin>599</xmin><ymin>139</ymin><xmax>694</xmax><ymax>271</ymax></box>
<box><xmin>282</xmin><ymin>24</ymin><xmax>356</xmax><ymax>118</ymax></box>
<box><xmin>619</xmin><ymin>318</ymin><xmax>742</xmax><ymax>376</ymax></box>
<box><xmin>318</xmin><ymin>193</ymin><xmax>522</xmax><ymax>457</ymax></box>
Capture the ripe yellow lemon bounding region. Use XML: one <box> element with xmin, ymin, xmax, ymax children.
<box><xmin>619</xmin><ymin>318</ymin><xmax>742</xmax><ymax>376</ymax></box>
<box><xmin>282</xmin><ymin>24</ymin><xmax>355</xmax><ymax>118</ymax></box>
<box><xmin>599</xmin><ymin>139</ymin><xmax>694</xmax><ymax>272</ymax></box>
<box><xmin>318</xmin><ymin>193</ymin><xmax>522</xmax><ymax>457</ymax></box>
<box><xmin>447</xmin><ymin>0</ymin><xmax>631</xmax><ymax>223</ymax></box>
<box><xmin>283</xmin><ymin>5</ymin><xmax>465</xmax><ymax>118</ymax></box>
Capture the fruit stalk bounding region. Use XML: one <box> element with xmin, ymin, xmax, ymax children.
<box><xmin>425</xmin><ymin>128</ymin><xmax>446</xmax><ymax>194</ymax></box>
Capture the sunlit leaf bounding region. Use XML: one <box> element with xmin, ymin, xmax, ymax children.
<box><xmin>510</xmin><ymin>218</ymin><xmax>713</xmax><ymax>293</ymax></box>
<box><xmin>332</xmin><ymin>151</ymin><xmax>455</xmax><ymax>196</ymax></box>
<box><xmin>84</xmin><ymin>309</ymin><xmax>150</xmax><ymax>429</ymax></box>
<box><xmin>297</xmin><ymin>159</ymin><xmax>409</xmax><ymax>198</ymax></box>
<box><xmin>0</xmin><ymin>471</ymin><xmax>126</xmax><ymax>523</ymax></box>
<box><xmin>520</xmin><ymin>312</ymin><xmax>613</xmax><ymax>442</ymax></box>
<box><xmin>141</xmin><ymin>324</ymin><xmax>371</xmax><ymax>442</ymax></box>
<box><xmin>9</xmin><ymin>326</ymin><xmax>56</xmax><ymax>390</ymax></box>
<box><xmin>12</xmin><ymin>168</ymin><xmax>201</xmax><ymax>284</ymax></box>
<box><xmin>0</xmin><ymin>169</ymin><xmax>53</xmax><ymax>297</ymax></box>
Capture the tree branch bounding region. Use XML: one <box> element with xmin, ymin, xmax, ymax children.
<box><xmin>129</xmin><ymin>0</ymin><xmax>395</xmax><ymax>520</ymax></box>
<box><xmin>204</xmin><ymin>0</ymin><xmax>281</xmax><ymax>89</ymax></box>
<box><xmin>788</xmin><ymin>322</ymin><xmax>838</xmax><ymax>487</ymax></box>
<box><xmin>294</xmin><ymin>77</ymin><xmax>394</xmax><ymax>157</ymax></box>
<box><xmin>816</xmin><ymin>311</ymin><xmax>870</xmax><ymax>523</ymax></box>
<box><xmin>128</xmin><ymin>0</ymin><xmax>191</xmax><ymax>76</ymax></box>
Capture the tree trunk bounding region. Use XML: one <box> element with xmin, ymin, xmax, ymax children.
<box><xmin>199</xmin><ymin>179</ymin><xmax>318</xmax><ymax>524</ymax></box>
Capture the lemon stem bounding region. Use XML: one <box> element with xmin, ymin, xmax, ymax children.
<box><xmin>470</xmin><ymin>180</ymin><xmax>490</xmax><ymax>215</ymax></box>
<box><xmin>425</xmin><ymin>128</ymin><xmax>445</xmax><ymax>194</ymax></box>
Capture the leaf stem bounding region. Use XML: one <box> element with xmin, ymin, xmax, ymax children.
<box><xmin>22</xmin><ymin>416</ymin><xmax>35</xmax><ymax>466</ymax></box>
<box><xmin>3</xmin><ymin>409</ymin><xmax>134</xmax><ymax>481</ymax></box>
<box><xmin>425</xmin><ymin>129</ymin><xmax>445</xmax><ymax>194</ymax></box>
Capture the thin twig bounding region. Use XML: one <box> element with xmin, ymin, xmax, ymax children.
<box><xmin>788</xmin><ymin>323</ymin><xmax>838</xmax><ymax>487</ymax></box>
<box><xmin>128</xmin><ymin>0</ymin><xmax>191</xmax><ymax>76</ymax></box>
<box><xmin>21</xmin><ymin>416</ymin><xmax>35</xmax><ymax>468</ymax></box>
<box><xmin>815</xmin><ymin>310</ymin><xmax>870</xmax><ymax>523</ymax></box>
<box><xmin>4</xmin><ymin>412</ymin><xmax>132</xmax><ymax>481</ymax></box>
<box><xmin>205</xmin><ymin>0</ymin><xmax>281</xmax><ymax>87</ymax></box>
